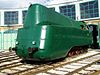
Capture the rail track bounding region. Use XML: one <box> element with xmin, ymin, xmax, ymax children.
<box><xmin>0</xmin><ymin>51</ymin><xmax>19</xmax><ymax>63</ymax></box>
<box><xmin>0</xmin><ymin>49</ymin><xmax>100</xmax><ymax>75</ymax></box>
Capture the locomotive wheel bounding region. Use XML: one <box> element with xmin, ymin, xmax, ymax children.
<box><xmin>75</xmin><ymin>50</ymin><xmax>80</xmax><ymax>55</ymax></box>
<box><xmin>80</xmin><ymin>49</ymin><xmax>83</xmax><ymax>53</ymax></box>
<box><xmin>68</xmin><ymin>51</ymin><xmax>75</xmax><ymax>57</ymax></box>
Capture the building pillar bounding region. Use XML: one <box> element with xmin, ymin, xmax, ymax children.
<box><xmin>1</xmin><ymin>31</ymin><xmax>4</xmax><ymax>50</ymax></box>
<box><xmin>1</xmin><ymin>11</ymin><xmax>4</xmax><ymax>26</ymax></box>
<box><xmin>75</xmin><ymin>2</ymin><xmax>80</xmax><ymax>21</ymax></box>
<box><xmin>98</xmin><ymin>0</ymin><xmax>100</xmax><ymax>17</ymax></box>
<box><xmin>18</xmin><ymin>10</ymin><xmax>23</xmax><ymax>25</ymax></box>
<box><xmin>55</xmin><ymin>5</ymin><xmax>60</xmax><ymax>13</ymax></box>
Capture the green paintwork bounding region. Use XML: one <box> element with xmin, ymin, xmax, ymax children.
<box><xmin>16</xmin><ymin>4</ymin><xmax>92</xmax><ymax>61</ymax></box>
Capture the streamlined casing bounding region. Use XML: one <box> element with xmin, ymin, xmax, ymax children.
<box><xmin>15</xmin><ymin>4</ymin><xmax>92</xmax><ymax>61</ymax></box>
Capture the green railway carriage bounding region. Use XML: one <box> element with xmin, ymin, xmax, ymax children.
<box><xmin>15</xmin><ymin>4</ymin><xmax>92</xmax><ymax>61</ymax></box>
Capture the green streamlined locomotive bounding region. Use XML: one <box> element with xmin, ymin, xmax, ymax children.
<box><xmin>15</xmin><ymin>4</ymin><xmax>92</xmax><ymax>61</ymax></box>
